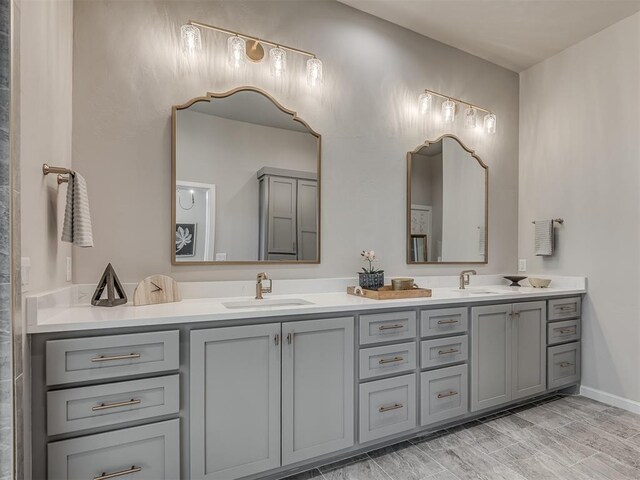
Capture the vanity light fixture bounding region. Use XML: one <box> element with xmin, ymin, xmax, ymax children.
<box><xmin>180</xmin><ymin>20</ymin><xmax>323</xmax><ymax>87</ymax></box>
<box><xmin>418</xmin><ymin>88</ymin><xmax>497</xmax><ymax>134</ymax></box>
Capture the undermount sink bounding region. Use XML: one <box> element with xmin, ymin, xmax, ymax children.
<box><xmin>222</xmin><ymin>298</ymin><xmax>314</xmax><ymax>309</ymax></box>
<box><xmin>452</xmin><ymin>289</ymin><xmax>522</xmax><ymax>295</ymax></box>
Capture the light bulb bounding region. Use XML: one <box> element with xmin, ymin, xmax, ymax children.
<box><xmin>181</xmin><ymin>24</ymin><xmax>201</xmax><ymax>56</ymax></box>
<box><xmin>306</xmin><ymin>58</ymin><xmax>323</xmax><ymax>87</ymax></box>
<box><xmin>227</xmin><ymin>36</ymin><xmax>246</xmax><ymax>68</ymax></box>
<box><xmin>418</xmin><ymin>92</ymin><xmax>433</xmax><ymax>115</ymax></box>
<box><xmin>464</xmin><ymin>106</ymin><xmax>477</xmax><ymax>128</ymax></box>
<box><xmin>442</xmin><ymin>99</ymin><xmax>456</xmax><ymax>123</ymax></box>
<box><xmin>269</xmin><ymin>47</ymin><xmax>287</xmax><ymax>78</ymax></box>
<box><xmin>484</xmin><ymin>113</ymin><xmax>497</xmax><ymax>134</ymax></box>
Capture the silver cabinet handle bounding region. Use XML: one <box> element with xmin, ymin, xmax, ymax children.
<box><xmin>287</xmin><ymin>332</ymin><xmax>294</xmax><ymax>345</ymax></box>
<box><xmin>379</xmin><ymin>323</ymin><xmax>404</xmax><ymax>331</ymax></box>
<box><xmin>437</xmin><ymin>390</ymin><xmax>459</xmax><ymax>399</ymax></box>
<box><xmin>437</xmin><ymin>319</ymin><xmax>459</xmax><ymax>325</ymax></box>
<box><xmin>274</xmin><ymin>334</ymin><xmax>280</xmax><ymax>346</ymax></box>
<box><xmin>379</xmin><ymin>403</ymin><xmax>403</xmax><ymax>413</ymax></box>
<box><xmin>378</xmin><ymin>356</ymin><xmax>404</xmax><ymax>365</ymax></box>
<box><xmin>558</xmin><ymin>305</ymin><xmax>575</xmax><ymax>311</ymax></box>
<box><xmin>438</xmin><ymin>348</ymin><xmax>459</xmax><ymax>355</ymax></box>
<box><xmin>94</xmin><ymin>466</ymin><xmax>142</xmax><ymax>480</ymax></box>
<box><xmin>92</xmin><ymin>398</ymin><xmax>141</xmax><ymax>411</ymax></box>
<box><xmin>557</xmin><ymin>328</ymin><xmax>576</xmax><ymax>334</ymax></box>
<box><xmin>557</xmin><ymin>362</ymin><xmax>574</xmax><ymax>368</ymax></box>
<box><xmin>91</xmin><ymin>353</ymin><xmax>141</xmax><ymax>362</ymax></box>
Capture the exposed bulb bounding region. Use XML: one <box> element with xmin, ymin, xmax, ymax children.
<box><xmin>269</xmin><ymin>47</ymin><xmax>287</xmax><ymax>78</ymax></box>
<box><xmin>442</xmin><ymin>99</ymin><xmax>456</xmax><ymax>123</ymax></box>
<box><xmin>181</xmin><ymin>24</ymin><xmax>202</xmax><ymax>56</ymax></box>
<box><xmin>464</xmin><ymin>106</ymin><xmax>477</xmax><ymax>128</ymax></box>
<box><xmin>306</xmin><ymin>58</ymin><xmax>323</xmax><ymax>87</ymax></box>
<box><xmin>227</xmin><ymin>36</ymin><xmax>246</xmax><ymax>69</ymax></box>
<box><xmin>418</xmin><ymin>92</ymin><xmax>433</xmax><ymax>115</ymax></box>
<box><xmin>484</xmin><ymin>113</ymin><xmax>497</xmax><ymax>134</ymax></box>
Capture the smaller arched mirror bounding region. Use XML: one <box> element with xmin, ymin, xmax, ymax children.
<box><xmin>407</xmin><ymin>135</ymin><xmax>488</xmax><ymax>264</ymax></box>
<box><xmin>172</xmin><ymin>87</ymin><xmax>321</xmax><ymax>265</ymax></box>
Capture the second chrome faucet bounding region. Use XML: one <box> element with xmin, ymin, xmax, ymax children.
<box><xmin>255</xmin><ymin>272</ymin><xmax>273</xmax><ymax>299</ymax></box>
<box><xmin>459</xmin><ymin>270</ymin><xmax>477</xmax><ymax>290</ymax></box>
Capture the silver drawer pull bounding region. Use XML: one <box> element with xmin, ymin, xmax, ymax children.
<box><xmin>438</xmin><ymin>348</ymin><xmax>459</xmax><ymax>355</ymax></box>
<box><xmin>557</xmin><ymin>362</ymin><xmax>574</xmax><ymax>368</ymax></box>
<box><xmin>379</xmin><ymin>403</ymin><xmax>404</xmax><ymax>413</ymax></box>
<box><xmin>437</xmin><ymin>390</ymin><xmax>459</xmax><ymax>399</ymax></box>
<box><xmin>437</xmin><ymin>319</ymin><xmax>459</xmax><ymax>325</ymax></box>
<box><xmin>92</xmin><ymin>398</ymin><xmax>141</xmax><ymax>411</ymax></box>
<box><xmin>558</xmin><ymin>306</ymin><xmax>575</xmax><ymax>311</ymax></box>
<box><xmin>557</xmin><ymin>328</ymin><xmax>576</xmax><ymax>334</ymax></box>
<box><xmin>378</xmin><ymin>356</ymin><xmax>404</xmax><ymax>365</ymax></box>
<box><xmin>94</xmin><ymin>466</ymin><xmax>142</xmax><ymax>480</ymax></box>
<box><xmin>91</xmin><ymin>353</ymin><xmax>141</xmax><ymax>362</ymax></box>
<box><xmin>379</xmin><ymin>323</ymin><xmax>404</xmax><ymax>331</ymax></box>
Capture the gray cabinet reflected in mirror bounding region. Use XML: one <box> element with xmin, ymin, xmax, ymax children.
<box><xmin>407</xmin><ymin>135</ymin><xmax>488</xmax><ymax>264</ymax></box>
<box><xmin>172</xmin><ymin>87</ymin><xmax>321</xmax><ymax>265</ymax></box>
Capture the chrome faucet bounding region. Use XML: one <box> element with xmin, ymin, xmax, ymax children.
<box><xmin>459</xmin><ymin>270</ymin><xmax>477</xmax><ymax>290</ymax></box>
<box><xmin>255</xmin><ymin>272</ymin><xmax>272</xmax><ymax>300</ymax></box>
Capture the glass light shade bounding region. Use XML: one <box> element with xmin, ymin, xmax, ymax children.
<box><xmin>418</xmin><ymin>92</ymin><xmax>433</xmax><ymax>115</ymax></box>
<box><xmin>269</xmin><ymin>47</ymin><xmax>287</xmax><ymax>77</ymax></box>
<box><xmin>181</xmin><ymin>24</ymin><xmax>202</xmax><ymax>56</ymax></box>
<box><xmin>464</xmin><ymin>106</ymin><xmax>477</xmax><ymax>128</ymax></box>
<box><xmin>442</xmin><ymin>99</ymin><xmax>456</xmax><ymax>123</ymax></box>
<box><xmin>306</xmin><ymin>58</ymin><xmax>323</xmax><ymax>87</ymax></box>
<box><xmin>484</xmin><ymin>113</ymin><xmax>497</xmax><ymax>134</ymax></box>
<box><xmin>227</xmin><ymin>36</ymin><xmax>246</xmax><ymax>68</ymax></box>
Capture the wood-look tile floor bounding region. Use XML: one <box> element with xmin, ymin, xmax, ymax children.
<box><xmin>283</xmin><ymin>396</ymin><xmax>640</xmax><ymax>480</ymax></box>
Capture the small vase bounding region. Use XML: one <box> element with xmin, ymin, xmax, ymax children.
<box><xmin>359</xmin><ymin>272</ymin><xmax>384</xmax><ymax>291</ymax></box>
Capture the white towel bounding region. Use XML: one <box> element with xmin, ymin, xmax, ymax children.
<box><xmin>61</xmin><ymin>172</ymin><xmax>94</xmax><ymax>247</ymax></box>
<box><xmin>534</xmin><ymin>219</ymin><xmax>553</xmax><ymax>256</ymax></box>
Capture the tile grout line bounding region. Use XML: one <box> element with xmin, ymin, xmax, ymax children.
<box><xmin>364</xmin><ymin>452</ymin><xmax>395</xmax><ymax>480</ymax></box>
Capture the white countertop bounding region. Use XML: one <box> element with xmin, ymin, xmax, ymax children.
<box><xmin>26</xmin><ymin>276</ymin><xmax>586</xmax><ymax>333</ymax></box>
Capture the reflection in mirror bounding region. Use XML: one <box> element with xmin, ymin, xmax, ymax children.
<box><xmin>407</xmin><ymin>135</ymin><xmax>488</xmax><ymax>264</ymax></box>
<box><xmin>172</xmin><ymin>88</ymin><xmax>320</xmax><ymax>264</ymax></box>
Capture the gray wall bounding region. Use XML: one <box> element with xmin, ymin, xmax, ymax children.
<box><xmin>519</xmin><ymin>12</ymin><xmax>640</xmax><ymax>405</ymax></box>
<box><xmin>70</xmin><ymin>0</ymin><xmax>519</xmax><ymax>283</ymax></box>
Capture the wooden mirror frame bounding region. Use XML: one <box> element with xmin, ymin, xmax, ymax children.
<box><xmin>171</xmin><ymin>86</ymin><xmax>322</xmax><ymax>266</ymax></box>
<box><xmin>406</xmin><ymin>134</ymin><xmax>488</xmax><ymax>265</ymax></box>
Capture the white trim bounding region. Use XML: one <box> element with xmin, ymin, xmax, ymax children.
<box><xmin>580</xmin><ymin>385</ymin><xmax>640</xmax><ymax>414</ymax></box>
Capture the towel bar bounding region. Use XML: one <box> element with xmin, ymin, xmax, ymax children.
<box><xmin>532</xmin><ymin>218</ymin><xmax>564</xmax><ymax>225</ymax></box>
<box><xmin>43</xmin><ymin>164</ymin><xmax>71</xmax><ymax>184</ymax></box>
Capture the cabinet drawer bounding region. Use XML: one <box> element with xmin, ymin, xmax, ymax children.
<box><xmin>359</xmin><ymin>374</ymin><xmax>416</xmax><ymax>443</ymax></box>
<box><xmin>421</xmin><ymin>335</ymin><xmax>468</xmax><ymax>369</ymax></box>
<box><xmin>547</xmin><ymin>319</ymin><xmax>581</xmax><ymax>345</ymax></box>
<box><xmin>421</xmin><ymin>308</ymin><xmax>468</xmax><ymax>338</ymax></box>
<box><xmin>46</xmin><ymin>331</ymin><xmax>179</xmax><ymax>385</ymax></box>
<box><xmin>48</xmin><ymin>419</ymin><xmax>180</xmax><ymax>480</ymax></box>
<box><xmin>47</xmin><ymin>375</ymin><xmax>180</xmax><ymax>435</ymax></box>
<box><xmin>548</xmin><ymin>297</ymin><xmax>581</xmax><ymax>321</ymax></box>
<box><xmin>359</xmin><ymin>311</ymin><xmax>417</xmax><ymax>345</ymax></box>
<box><xmin>421</xmin><ymin>364</ymin><xmax>468</xmax><ymax>426</ymax></box>
<box><xmin>359</xmin><ymin>342</ymin><xmax>417</xmax><ymax>380</ymax></box>
<box><xmin>548</xmin><ymin>342</ymin><xmax>581</xmax><ymax>389</ymax></box>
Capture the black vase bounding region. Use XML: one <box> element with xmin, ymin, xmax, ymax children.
<box><xmin>359</xmin><ymin>272</ymin><xmax>384</xmax><ymax>291</ymax></box>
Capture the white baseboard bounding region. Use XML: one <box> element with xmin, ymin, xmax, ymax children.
<box><xmin>580</xmin><ymin>386</ymin><xmax>640</xmax><ymax>414</ymax></box>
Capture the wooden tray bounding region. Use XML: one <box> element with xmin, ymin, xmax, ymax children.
<box><xmin>347</xmin><ymin>285</ymin><xmax>432</xmax><ymax>300</ymax></box>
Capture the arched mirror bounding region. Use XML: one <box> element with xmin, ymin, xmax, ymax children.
<box><xmin>172</xmin><ymin>87</ymin><xmax>321</xmax><ymax>265</ymax></box>
<box><xmin>407</xmin><ymin>135</ymin><xmax>488</xmax><ymax>264</ymax></box>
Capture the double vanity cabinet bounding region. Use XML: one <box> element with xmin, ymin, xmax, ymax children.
<box><xmin>30</xmin><ymin>294</ymin><xmax>583</xmax><ymax>480</ymax></box>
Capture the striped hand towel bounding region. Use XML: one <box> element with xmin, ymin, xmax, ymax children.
<box><xmin>534</xmin><ymin>219</ymin><xmax>553</xmax><ymax>256</ymax></box>
<box><xmin>61</xmin><ymin>172</ymin><xmax>94</xmax><ymax>247</ymax></box>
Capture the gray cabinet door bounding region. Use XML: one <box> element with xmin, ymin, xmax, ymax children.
<box><xmin>282</xmin><ymin>317</ymin><xmax>355</xmax><ymax>465</ymax></box>
<box><xmin>512</xmin><ymin>301</ymin><xmax>547</xmax><ymax>400</ymax></box>
<box><xmin>471</xmin><ymin>304</ymin><xmax>512</xmax><ymax>412</ymax></box>
<box><xmin>268</xmin><ymin>176</ymin><xmax>297</xmax><ymax>254</ymax></box>
<box><xmin>190</xmin><ymin>324</ymin><xmax>281</xmax><ymax>480</ymax></box>
<box><xmin>297</xmin><ymin>179</ymin><xmax>317</xmax><ymax>261</ymax></box>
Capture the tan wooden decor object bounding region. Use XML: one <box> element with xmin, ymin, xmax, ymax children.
<box><xmin>133</xmin><ymin>275</ymin><xmax>182</xmax><ymax>306</ymax></box>
<box><xmin>347</xmin><ymin>286</ymin><xmax>432</xmax><ymax>300</ymax></box>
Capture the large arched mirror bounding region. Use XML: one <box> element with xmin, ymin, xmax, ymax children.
<box><xmin>172</xmin><ymin>87</ymin><xmax>321</xmax><ymax>265</ymax></box>
<box><xmin>407</xmin><ymin>135</ymin><xmax>488</xmax><ymax>264</ymax></box>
